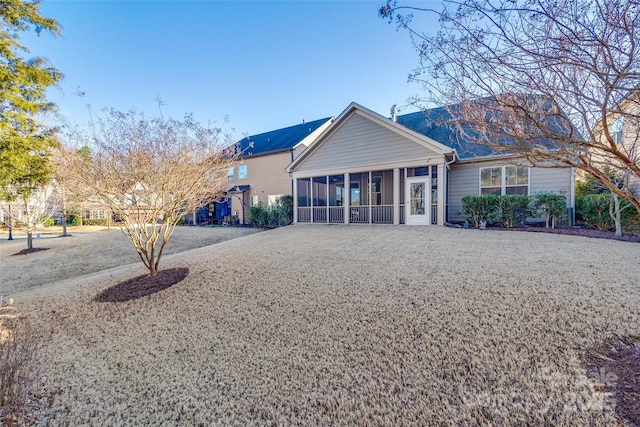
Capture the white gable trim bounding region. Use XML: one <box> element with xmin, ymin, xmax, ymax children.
<box><xmin>286</xmin><ymin>102</ymin><xmax>456</xmax><ymax>173</ymax></box>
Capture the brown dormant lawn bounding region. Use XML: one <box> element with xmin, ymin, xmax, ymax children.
<box><xmin>3</xmin><ymin>225</ymin><xmax>639</xmax><ymax>425</ymax></box>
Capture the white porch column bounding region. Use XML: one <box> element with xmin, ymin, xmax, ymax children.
<box><xmin>437</xmin><ymin>163</ymin><xmax>445</xmax><ymax>225</ymax></box>
<box><xmin>344</xmin><ymin>173</ymin><xmax>350</xmax><ymax>224</ymax></box>
<box><xmin>292</xmin><ymin>177</ymin><xmax>298</xmax><ymax>224</ymax></box>
<box><xmin>326</xmin><ymin>176</ymin><xmax>329</xmax><ymax>223</ymax></box>
<box><xmin>393</xmin><ymin>168</ymin><xmax>400</xmax><ymax>225</ymax></box>
<box><xmin>310</xmin><ymin>178</ymin><xmax>314</xmax><ymax>224</ymax></box>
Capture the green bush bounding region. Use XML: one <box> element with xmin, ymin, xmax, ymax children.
<box><xmin>42</xmin><ymin>218</ymin><xmax>55</xmax><ymax>227</ymax></box>
<box><xmin>84</xmin><ymin>218</ymin><xmax>108</xmax><ymax>226</ymax></box>
<box><xmin>576</xmin><ymin>194</ymin><xmax>638</xmax><ymax>230</ymax></box>
<box><xmin>248</xmin><ymin>203</ymin><xmax>269</xmax><ymax>228</ymax></box>
<box><xmin>533</xmin><ymin>194</ymin><xmax>567</xmax><ymax>228</ymax></box>
<box><xmin>248</xmin><ymin>196</ymin><xmax>294</xmax><ymax>229</ymax></box>
<box><xmin>497</xmin><ymin>195</ymin><xmax>531</xmax><ymax>228</ymax></box>
<box><xmin>462</xmin><ymin>195</ymin><xmax>500</xmax><ymax>228</ymax></box>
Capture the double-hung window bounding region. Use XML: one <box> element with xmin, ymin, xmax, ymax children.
<box><xmin>238</xmin><ymin>165</ymin><xmax>248</xmax><ymax>179</ymax></box>
<box><xmin>480</xmin><ymin>166</ymin><xmax>529</xmax><ymax>195</ymax></box>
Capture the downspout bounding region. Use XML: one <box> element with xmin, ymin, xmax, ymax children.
<box><xmin>444</xmin><ymin>152</ymin><xmax>456</xmax><ymax>224</ymax></box>
<box><xmin>290</xmin><ymin>148</ymin><xmax>295</xmax><ymax>198</ymax></box>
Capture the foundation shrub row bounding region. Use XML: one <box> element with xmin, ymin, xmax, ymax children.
<box><xmin>462</xmin><ymin>194</ymin><xmax>567</xmax><ymax>228</ymax></box>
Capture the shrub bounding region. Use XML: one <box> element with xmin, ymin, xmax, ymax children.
<box><xmin>248</xmin><ymin>203</ymin><xmax>269</xmax><ymax>228</ymax></box>
<box><xmin>497</xmin><ymin>195</ymin><xmax>531</xmax><ymax>228</ymax></box>
<box><xmin>533</xmin><ymin>194</ymin><xmax>567</xmax><ymax>229</ymax></box>
<box><xmin>462</xmin><ymin>195</ymin><xmax>499</xmax><ymax>228</ymax></box>
<box><xmin>0</xmin><ymin>315</ymin><xmax>41</xmax><ymax>427</ymax></box>
<box><xmin>84</xmin><ymin>218</ymin><xmax>108</xmax><ymax>226</ymax></box>
<box><xmin>249</xmin><ymin>196</ymin><xmax>294</xmax><ymax>229</ymax></box>
<box><xmin>576</xmin><ymin>194</ymin><xmax>639</xmax><ymax>230</ymax></box>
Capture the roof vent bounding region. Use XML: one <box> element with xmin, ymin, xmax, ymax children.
<box><xmin>390</xmin><ymin>104</ymin><xmax>398</xmax><ymax>122</ymax></box>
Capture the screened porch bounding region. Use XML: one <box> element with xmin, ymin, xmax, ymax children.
<box><xmin>294</xmin><ymin>166</ymin><xmax>440</xmax><ymax>225</ymax></box>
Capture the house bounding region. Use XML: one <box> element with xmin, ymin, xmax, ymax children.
<box><xmin>592</xmin><ymin>95</ymin><xmax>640</xmax><ymax>199</ymax></box>
<box><xmin>223</xmin><ymin>117</ymin><xmax>333</xmax><ymax>224</ymax></box>
<box><xmin>285</xmin><ymin>102</ymin><xmax>575</xmax><ymax>226</ymax></box>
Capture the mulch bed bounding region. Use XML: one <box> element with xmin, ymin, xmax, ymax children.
<box><xmin>583</xmin><ymin>338</ymin><xmax>640</xmax><ymax>426</ymax></box>
<box><xmin>94</xmin><ymin>268</ymin><xmax>189</xmax><ymax>303</ymax></box>
<box><xmin>487</xmin><ymin>227</ymin><xmax>640</xmax><ymax>243</ymax></box>
<box><xmin>12</xmin><ymin>247</ymin><xmax>50</xmax><ymax>256</ymax></box>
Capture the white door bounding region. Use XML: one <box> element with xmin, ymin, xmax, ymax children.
<box><xmin>405</xmin><ymin>177</ymin><xmax>430</xmax><ymax>225</ymax></box>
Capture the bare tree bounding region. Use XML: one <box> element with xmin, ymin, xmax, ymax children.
<box><xmin>58</xmin><ymin>109</ymin><xmax>237</xmax><ymax>277</ymax></box>
<box><xmin>1</xmin><ymin>184</ymin><xmax>59</xmax><ymax>250</ymax></box>
<box><xmin>381</xmin><ymin>0</ymin><xmax>640</xmax><ymax>211</ymax></box>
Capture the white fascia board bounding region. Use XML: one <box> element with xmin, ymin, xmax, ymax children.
<box><xmin>290</xmin><ymin>157</ymin><xmax>446</xmax><ymax>179</ymax></box>
<box><xmin>287</xmin><ymin>102</ymin><xmax>455</xmax><ymax>173</ymax></box>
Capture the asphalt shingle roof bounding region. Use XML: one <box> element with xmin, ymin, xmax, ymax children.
<box><xmin>396</xmin><ymin>107</ymin><xmax>495</xmax><ymax>159</ymax></box>
<box><xmin>396</xmin><ymin>99</ymin><xmax>570</xmax><ymax>160</ymax></box>
<box><xmin>235</xmin><ymin>117</ymin><xmax>332</xmax><ymax>158</ymax></box>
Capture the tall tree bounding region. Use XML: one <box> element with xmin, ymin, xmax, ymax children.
<box><xmin>380</xmin><ymin>0</ymin><xmax>640</xmax><ymax>212</ymax></box>
<box><xmin>0</xmin><ymin>0</ymin><xmax>63</xmax><ymax>242</ymax></box>
<box><xmin>58</xmin><ymin>110</ymin><xmax>238</xmax><ymax>277</ymax></box>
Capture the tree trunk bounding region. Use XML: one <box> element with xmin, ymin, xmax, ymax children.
<box><xmin>62</xmin><ymin>200</ymin><xmax>68</xmax><ymax>237</ymax></box>
<box><xmin>611</xmin><ymin>193</ymin><xmax>623</xmax><ymax>237</ymax></box>
<box><xmin>25</xmin><ymin>199</ymin><xmax>33</xmax><ymax>250</ymax></box>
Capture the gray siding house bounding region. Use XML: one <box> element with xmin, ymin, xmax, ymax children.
<box><xmin>286</xmin><ymin>102</ymin><xmax>575</xmax><ymax>226</ymax></box>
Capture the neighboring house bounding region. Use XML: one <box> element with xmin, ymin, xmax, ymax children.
<box><xmin>223</xmin><ymin>117</ymin><xmax>333</xmax><ymax>224</ymax></box>
<box><xmin>286</xmin><ymin>102</ymin><xmax>575</xmax><ymax>226</ymax></box>
<box><xmin>592</xmin><ymin>96</ymin><xmax>640</xmax><ymax>198</ymax></box>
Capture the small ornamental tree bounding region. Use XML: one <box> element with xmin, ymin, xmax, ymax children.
<box><xmin>533</xmin><ymin>194</ymin><xmax>567</xmax><ymax>229</ymax></box>
<box><xmin>58</xmin><ymin>110</ymin><xmax>237</xmax><ymax>277</ymax></box>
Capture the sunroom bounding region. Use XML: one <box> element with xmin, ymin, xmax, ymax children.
<box><xmin>286</xmin><ymin>103</ymin><xmax>456</xmax><ymax>226</ymax></box>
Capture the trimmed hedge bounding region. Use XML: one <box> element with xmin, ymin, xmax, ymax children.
<box><xmin>462</xmin><ymin>194</ymin><xmax>567</xmax><ymax>228</ymax></box>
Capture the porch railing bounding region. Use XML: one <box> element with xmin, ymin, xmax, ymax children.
<box><xmin>298</xmin><ymin>207</ymin><xmax>311</xmax><ymax>223</ymax></box>
<box><xmin>312</xmin><ymin>207</ymin><xmax>327</xmax><ymax>223</ymax></box>
<box><xmin>299</xmin><ymin>204</ymin><xmax>407</xmax><ymax>224</ymax></box>
<box><xmin>328</xmin><ymin>206</ymin><xmax>344</xmax><ymax>223</ymax></box>
<box><xmin>350</xmin><ymin>206</ymin><xmax>369</xmax><ymax>223</ymax></box>
<box><xmin>431</xmin><ymin>205</ymin><xmax>438</xmax><ymax>225</ymax></box>
<box><xmin>371</xmin><ymin>205</ymin><xmax>394</xmax><ymax>224</ymax></box>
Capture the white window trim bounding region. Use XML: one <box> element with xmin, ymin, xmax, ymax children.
<box><xmin>479</xmin><ymin>166</ymin><xmax>530</xmax><ymax>195</ymax></box>
<box><xmin>238</xmin><ymin>164</ymin><xmax>248</xmax><ymax>180</ymax></box>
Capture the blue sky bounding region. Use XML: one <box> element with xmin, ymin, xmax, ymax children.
<box><xmin>23</xmin><ymin>0</ymin><xmax>438</xmax><ymax>139</ymax></box>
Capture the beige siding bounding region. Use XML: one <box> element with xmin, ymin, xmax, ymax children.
<box><xmin>229</xmin><ymin>151</ymin><xmax>293</xmax><ymax>223</ymax></box>
<box><xmin>297</xmin><ymin>112</ymin><xmax>440</xmax><ymax>173</ymax></box>
<box><xmin>448</xmin><ymin>159</ymin><xmax>573</xmax><ymax>223</ymax></box>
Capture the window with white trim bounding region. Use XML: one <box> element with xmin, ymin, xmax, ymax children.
<box><xmin>609</xmin><ymin>117</ymin><xmax>624</xmax><ymax>144</ymax></box>
<box><xmin>238</xmin><ymin>164</ymin><xmax>248</xmax><ymax>179</ymax></box>
<box><xmin>480</xmin><ymin>165</ymin><xmax>529</xmax><ymax>195</ymax></box>
<box><xmin>91</xmin><ymin>210</ymin><xmax>105</xmax><ymax>219</ymax></box>
<box><xmin>250</xmin><ymin>195</ymin><xmax>259</xmax><ymax>207</ymax></box>
<box><xmin>227</xmin><ymin>167</ymin><xmax>234</xmax><ymax>182</ymax></box>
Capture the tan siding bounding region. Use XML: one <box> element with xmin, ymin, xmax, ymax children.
<box><xmin>529</xmin><ymin>167</ymin><xmax>572</xmax><ymax>197</ymax></box>
<box><xmin>297</xmin><ymin>112</ymin><xmax>440</xmax><ymax>172</ymax></box>
<box><xmin>230</xmin><ymin>151</ymin><xmax>293</xmax><ymax>223</ymax></box>
<box><xmin>448</xmin><ymin>159</ymin><xmax>573</xmax><ymax>223</ymax></box>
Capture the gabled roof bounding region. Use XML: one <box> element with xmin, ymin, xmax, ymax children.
<box><xmin>287</xmin><ymin>102</ymin><xmax>456</xmax><ymax>172</ymax></box>
<box><xmin>235</xmin><ymin>117</ymin><xmax>333</xmax><ymax>158</ymax></box>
